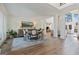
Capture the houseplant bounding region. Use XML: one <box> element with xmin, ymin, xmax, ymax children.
<box><xmin>58</xmin><ymin>30</ymin><xmax>60</xmax><ymax>37</ymax></box>
<box><xmin>7</xmin><ymin>30</ymin><xmax>17</xmax><ymax>39</ymax></box>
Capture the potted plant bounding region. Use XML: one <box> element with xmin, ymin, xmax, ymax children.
<box><xmin>6</xmin><ymin>30</ymin><xmax>17</xmax><ymax>39</ymax></box>
<box><xmin>58</xmin><ymin>30</ymin><xmax>60</xmax><ymax>37</ymax></box>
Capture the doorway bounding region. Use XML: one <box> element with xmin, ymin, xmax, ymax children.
<box><xmin>65</xmin><ymin>11</ymin><xmax>79</xmax><ymax>38</ymax></box>
<box><xmin>45</xmin><ymin>17</ymin><xmax>54</xmax><ymax>37</ymax></box>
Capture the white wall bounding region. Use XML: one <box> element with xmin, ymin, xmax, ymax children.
<box><xmin>7</xmin><ymin>16</ymin><xmax>48</xmax><ymax>32</ymax></box>
<box><xmin>0</xmin><ymin>11</ymin><xmax>7</xmax><ymax>40</ymax></box>
<box><xmin>0</xmin><ymin>4</ymin><xmax>9</xmax><ymax>41</ymax></box>
<box><xmin>46</xmin><ymin>17</ymin><xmax>54</xmax><ymax>30</ymax></box>
<box><xmin>60</xmin><ymin>14</ymin><xmax>66</xmax><ymax>39</ymax></box>
<box><xmin>0</xmin><ymin>12</ymin><xmax>4</xmax><ymax>40</ymax></box>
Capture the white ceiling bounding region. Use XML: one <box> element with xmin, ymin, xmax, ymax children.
<box><xmin>4</xmin><ymin>3</ymin><xmax>75</xmax><ymax>19</ymax></box>
<box><xmin>4</xmin><ymin>3</ymin><xmax>60</xmax><ymax>18</ymax></box>
<box><xmin>49</xmin><ymin>3</ymin><xmax>74</xmax><ymax>10</ymax></box>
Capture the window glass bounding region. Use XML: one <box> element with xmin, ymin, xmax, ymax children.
<box><xmin>65</xmin><ymin>13</ymin><xmax>72</xmax><ymax>22</ymax></box>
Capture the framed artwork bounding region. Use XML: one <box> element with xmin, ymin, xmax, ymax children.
<box><xmin>21</xmin><ymin>21</ymin><xmax>34</xmax><ymax>27</ymax></box>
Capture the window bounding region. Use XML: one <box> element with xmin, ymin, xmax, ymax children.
<box><xmin>65</xmin><ymin>13</ymin><xmax>72</xmax><ymax>22</ymax></box>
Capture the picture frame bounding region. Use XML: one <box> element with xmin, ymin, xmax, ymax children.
<box><xmin>21</xmin><ymin>21</ymin><xmax>34</xmax><ymax>27</ymax></box>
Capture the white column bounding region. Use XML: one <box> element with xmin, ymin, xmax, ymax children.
<box><xmin>71</xmin><ymin>13</ymin><xmax>75</xmax><ymax>33</ymax></box>
<box><xmin>3</xmin><ymin>15</ymin><xmax>7</xmax><ymax>39</ymax></box>
<box><xmin>53</xmin><ymin>15</ymin><xmax>58</xmax><ymax>37</ymax></box>
<box><xmin>60</xmin><ymin>14</ymin><xmax>66</xmax><ymax>39</ymax></box>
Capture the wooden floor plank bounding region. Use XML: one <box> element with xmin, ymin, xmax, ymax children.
<box><xmin>8</xmin><ymin>33</ymin><xmax>79</xmax><ymax>55</ymax></box>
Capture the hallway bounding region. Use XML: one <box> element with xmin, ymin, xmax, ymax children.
<box><xmin>8</xmin><ymin>33</ymin><xmax>79</xmax><ymax>55</ymax></box>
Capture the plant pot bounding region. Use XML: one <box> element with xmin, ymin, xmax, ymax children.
<box><xmin>58</xmin><ymin>34</ymin><xmax>60</xmax><ymax>37</ymax></box>
<box><xmin>6</xmin><ymin>35</ymin><xmax>13</xmax><ymax>40</ymax></box>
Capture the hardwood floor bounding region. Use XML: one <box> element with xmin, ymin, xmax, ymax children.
<box><xmin>7</xmin><ymin>33</ymin><xmax>79</xmax><ymax>55</ymax></box>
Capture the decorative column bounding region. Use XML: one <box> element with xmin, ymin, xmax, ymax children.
<box><xmin>53</xmin><ymin>15</ymin><xmax>58</xmax><ymax>37</ymax></box>
<box><xmin>71</xmin><ymin>13</ymin><xmax>75</xmax><ymax>33</ymax></box>
<box><xmin>60</xmin><ymin>14</ymin><xmax>66</xmax><ymax>39</ymax></box>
